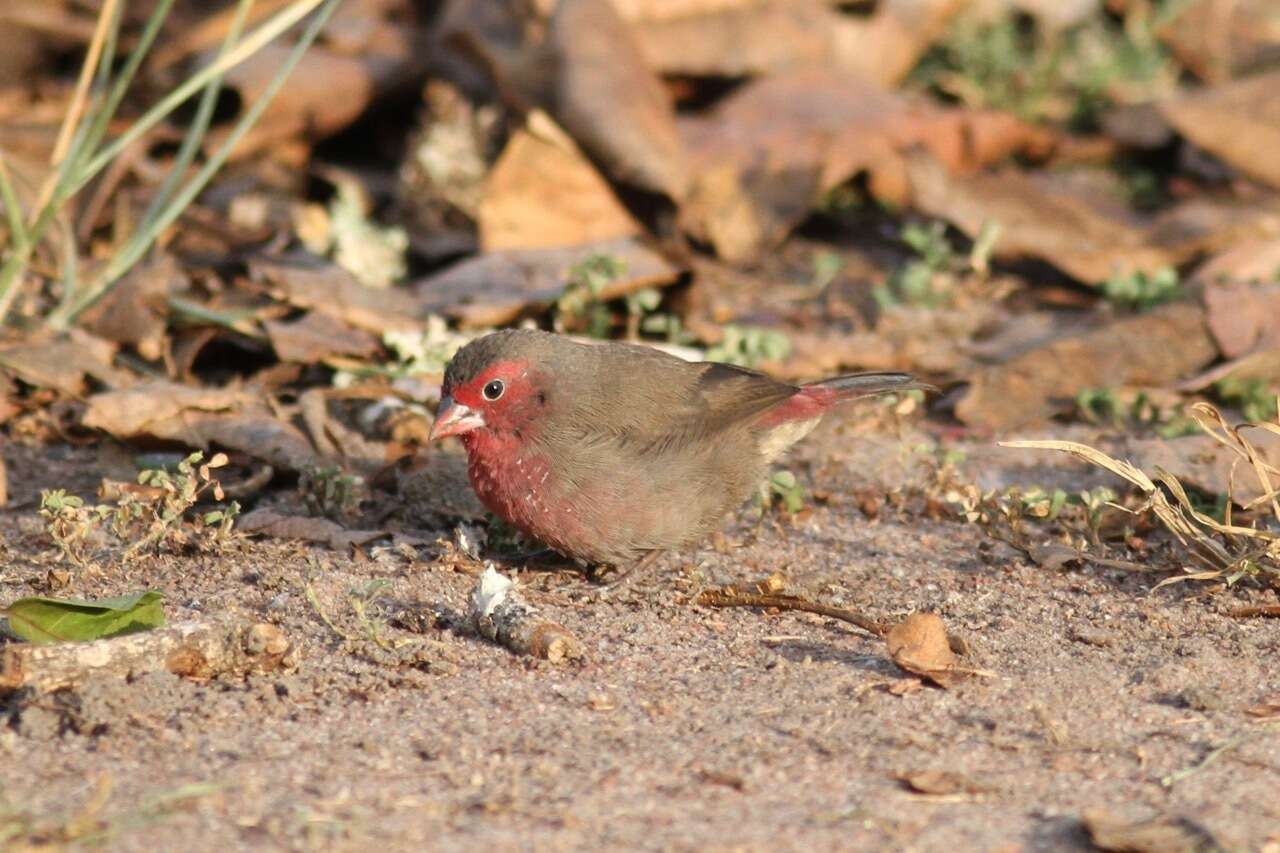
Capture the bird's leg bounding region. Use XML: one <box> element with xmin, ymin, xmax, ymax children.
<box><xmin>587</xmin><ymin>549</ymin><xmax>665</xmax><ymax>588</ymax></box>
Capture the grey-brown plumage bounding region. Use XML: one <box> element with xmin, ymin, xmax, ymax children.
<box><xmin>433</xmin><ymin>329</ymin><xmax>923</xmax><ymax>565</ymax></box>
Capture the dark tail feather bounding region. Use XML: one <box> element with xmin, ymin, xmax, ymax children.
<box><xmin>806</xmin><ymin>372</ymin><xmax>936</xmax><ymax>398</ymax></box>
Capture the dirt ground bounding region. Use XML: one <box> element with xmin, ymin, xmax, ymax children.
<box><xmin>2</xmin><ymin>414</ymin><xmax>1279</xmax><ymax>852</ymax></box>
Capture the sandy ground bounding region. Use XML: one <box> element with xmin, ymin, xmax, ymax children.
<box><xmin>2</xmin><ymin>415</ymin><xmax>1279</xmax><ymax>851</ymax></box>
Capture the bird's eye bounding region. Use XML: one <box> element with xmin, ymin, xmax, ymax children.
<box><xmin>482</xmin><ymin>379</ymin><xmax>505</xmax><ymax>401</ymax></box>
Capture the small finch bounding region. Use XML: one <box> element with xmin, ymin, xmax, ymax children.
<box><xmin>430</xmin><ymin>329</ymin><xmax>926</xmax><ymax>568</ymax></box>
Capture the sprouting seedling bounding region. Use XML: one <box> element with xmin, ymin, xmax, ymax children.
<box><xmin>756</xmin><ymin>469</ymin><xmax>806</xmax><ymax>515</ymax></box>
<box><xmin>874</xmin><ymin>219</ymin><xmax>1000</xmax><ymax>309</ymax></box>
<box><xmin>707</xmin><ymin>325</ymin><xmax>791</xmax><ymax>368</ymax></box>
<box><xmin>555</xmin><ymin>252</ymin><xmax>628</xmax><ymax>337</ymax></box>
<box><xmin>1101</xmin><ymin>266</ymin><xmax>1181</xmax><ymax>311</ymax></box>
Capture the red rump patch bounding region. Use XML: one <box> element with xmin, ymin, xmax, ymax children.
<box><xmin>759</xmin><ymin>386</ymin><xmax>839</xmax><ymax>427</ymax></box>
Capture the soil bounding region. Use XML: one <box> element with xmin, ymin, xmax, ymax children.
<box><xmin>2</xmin><ymin>414</ymin><xmax>1279</xmax><ymax>851</ymax></box>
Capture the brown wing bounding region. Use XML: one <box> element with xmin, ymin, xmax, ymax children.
<box><xmin>547</xmin><ymin>344</ymin><xmax>799</xmax><ymax>457</ymax></box>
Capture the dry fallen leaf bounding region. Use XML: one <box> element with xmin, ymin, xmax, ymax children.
<box><xmin>252</xmin><ymin>256</ymin><xmax>421</xmax><ymax>336</ymax></box>
<box><xmin>1194</xmin><ymin>240</ymin><xmax>1280</xmax><ymax>358</ymax></box>
<box><xmin>0</xmin><ymin>332</ymin><xmax>130</xmax><ymax>396</ymax></box>
<box><xmin>897</xmin><ymin>769</ymin><xmax>991</xmax><ymax>796</ymax></box>
<box><xmin>83</xmin><ymin>382</ymin><xmax>317</xmax><ymax>472</ymax></box>
<box><xmin>885</xmin><ymin>612</ymin><xmax>964</xmax><ymax>688</ymax></box>
<box><xmin>477</xmin><ymin>112</ymin><xmax>643</xmax><ymax>251</ymax></box>
<box><xmin>548</xmin><ymin>0</ymin><xmax>687</xmax><ymax>200</ymax></box>
<box><xmin>1157</xmin><ymin>0</ymin><xmax>1280</xmax><ymax>83</ymax></box>
<box><xmin>237</xmin><ymin>509</ymin><xmax>386</xmax><ymax>549</ymax></box>
<box><xmin>1244</xmin><ymin>695</ymin><xmax>1280</xmax><ymax>718</ymax></box>
<box><xmin>1081</xmin><ymin>808</ymin><xmax>1225</xmax><ymax>853</ymax></box>
<box><xmin>633</xmin><ymin>0</ymin><xmax>834</xmax><ymax>78</ymax></box>
<box><xmin>413</xmin><ymin>235</ymin><xmax>679</xmax><ymax>328</ymax></box>
<box><xmin>957</xmin><ymin>302</ymin><xmax>1218</xmax><ymax>430</ymax></box>
<box><xmin>1159</xmin><ymin>70</ymin><xmax>1280</xmax><ymax>191</ymax></box>
<box><xmin>211</xmin><ymin>13</ymin><xmax>414</xmax><ymax>161</ymax></box>
<box><xmin>264</xmin><ymin>311</ymin><xmax>381</xmax><ymax>364</ymax></box>
<box><xmin>77</xmin><ymin>254</ymin><xmax>180</xmax><ymax>360</ymax></box>
<box><xmin>677</xmin><ymin>68</ymin><xmax>1053</xmax><ymax>260</ymax></box>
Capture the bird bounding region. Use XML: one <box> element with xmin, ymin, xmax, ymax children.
<box><xmin>429</xmin><ymin>328</ymin><xmax>927</xmax><ymax>570</ymax></box>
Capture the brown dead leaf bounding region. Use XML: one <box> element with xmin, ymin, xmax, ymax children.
<box><xmin>1195</xmin><ymin>240</ymin><xmax>1280</xmax><ymax>358</ymax></box>
<box><xmin>1157</xmin><ymin>0</ymin><xmax>1280</xmax><ymax>83</ymax></box>
<box><xmin>632</xmin><ymin>0</ymin><xmax>962</xmax><ymax>87</ymax></box>
<box><xmin>1159</xmin><ymin>70</ymin><xmax>1280</xmax><ymax>191</ymax></box>
<box><xmin>885</xmin><ymin>613</ymin><xmax>964</xmax><ymax>688</ymax></box>
<box><xmin>548</xmin><ymin>0</ymin><xmax>687</xmax><ymax>200</ymax></box>
<box><xmin>957</xmin><ymin>302</ymin><xmax>1218</xmax><ymax>430</ymax></box>
<box><xmin>0</xmin><ymin>332</ymin><xmax>130</xmax><ymax>396</ymax></box>
<box><xmin>633</xmin><ymin>0</ymin><xmax>834</xmax><ymax>78</ymax></box>
<box><xmin>1081</xmin><ymin>808</ymin><xmax>1225</xmax><ymax>853</ymax></box>
<box><xmin>212</xmin><ymin>15</ymin><xmax>415</xmax><ymax>160</ymax></box>
<box><xmin>264</xmin><ymin>312</ymin><xmax>381</xmax><ymax>364</ymax></box>
<box><xmin>897</xmin><ymin>769</ymin><xmax>991</xmax><ymax>796</ymax></box>
<box><xmin>678</xmin><ymin>69</ymin><xmax>1053</xmax><ymax>261</ymax></box>
<box><xmin>907</xmin><ymin>156</ymin><xmax>1164</xmax><ymax>284</ymax></box>
<box><xmin>412</xmin><ymin>235</ymin><xmax>679</xmax><ymax>328</ymax></box>
<box><xmin>77</xmin><ymin>254</ymin><xmax>180</xmax><ymax>360</ymax></box>
<box><xmin>478</xmin><ymin>112</ymin><xmax>643</xmax><ymax>251</ymax></box>
<box><xmin>1244</xmin><ymin>695</ymin><xmax>1280</xmax><ymax>717</ymax></box>
<box><xmin>82</xmin><ymin>382</ymin><xmax>317</xmax><ymax>472</ymax></box>
<box><xmin>251</xmin><ymin>257</ymin><xmax>420</xmax><ymax>336</ymax></box>
<box><xmin>237</xmin><ymin>508</ymin><xmax>386</xmax><ymax>549</ymax></box>
<box><xmin>832</xmin><ymin>0</ymin><xmax>968</xmax><ymax>88</ymax></box>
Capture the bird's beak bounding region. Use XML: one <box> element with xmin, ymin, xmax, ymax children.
<box><xmin>429</xmin><ymin>395</ymin><xmax>485</xmax><ymax>441</ymax></box>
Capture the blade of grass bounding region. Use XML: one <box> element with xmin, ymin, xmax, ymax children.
<box><xmin>56</xmin><ymin>0</ymin><xmax>342</xmax><ymax>326</ymax></box>
<box><xmin>139</xmin><ymin>0</ymin><xmax>253</xmax><ymax>237</ymax></box>
<box><xmin>0</xmin><ymin>0</ymin><xmax>325</xmax><ymax>324</ymax></box>
<box><xmin>74</xmin><ymin>0</ymin><xmax>328</xmax><ymax>198</ymax></box>
<box><xmin>48</xmin><ymin>0</ymin><xmax>120</xmax><ymax>168</ymax></box>
<box><xmin>72</xmin><ymin>0</ymin><xmax>177</xmax><ymax>173</ymax></box>
<box><xmin>0</xmin><ymin>153</ymin><xmax>29</xmax><ymax>254</ymax></box>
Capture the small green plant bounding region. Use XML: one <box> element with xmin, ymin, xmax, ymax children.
<box><xmin>38</xmin><ymin>451</ymin><xmax>238</xmax><ymax>565</ymax></box>
<box><xmin>910</xmin><ymin>5</ymin><xmax>1179</xmax><ymax>127</ymax></box>
<box><xmin>1102</xmin><ymin>266</ymin><xmax>1181</xmax><ymax>311</ymax></box>
<box><xmin>706</xmin><ymin>325</ymin><xmax>791</xmax><ymax>368</ymax></box>
<box><xmin>1214</xmin><ymin>376</ymin><xmax>1278</xmax><ymax>423</ymax></box>
<box><xmin>874</xmin><ymin>220</ymin><xmax>1000</xmax><ymax>308</ymax></box>
<box><xmin>807</xmin><ymin>251</ymin><xmax>844</xmax><ymax>296</ymax></box>
<box><xmin>623</xmin><ymin>287</ymin><xmax>663</xmax><ymax>339</ymax></box>
<box><xmin>379</xmin><ymin>314</ymin><xmax>477</xmax><ymax>378</ymax></box>
<box><xmin>1075</xmin><ymin>387</ymin><xmax>1199</xmax><ymax>437</ymax></box>
<box><xmin>300</xmin><ymin>465</ymin><xmax>365</xmax><ymax>520</ymax></box>
<box><xmin>554</xmin><ymin>252</ymin><xmax>629</xmax><ymax>337</ymax></box>
<box><xmin>756</xmin><ymin>469</ymin><xmax>806</xmax><ymax>515</ymax></box>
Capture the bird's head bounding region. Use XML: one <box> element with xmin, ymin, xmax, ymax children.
<box><xmin>429</xmin><ymin>330</ymin><xmax>558</xmax><ymax>444</ymax></box>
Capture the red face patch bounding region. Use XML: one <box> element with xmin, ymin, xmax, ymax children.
<box><xmin>448</xmin><ymin>358</ymin><xmax>541</xmax><ymax>435</ymax></box>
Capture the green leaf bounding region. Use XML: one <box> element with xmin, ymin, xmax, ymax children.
<box><xmin>4</xmin><ymin>591</ymin><xmax>165</xmax><ymax>644</ymax></box>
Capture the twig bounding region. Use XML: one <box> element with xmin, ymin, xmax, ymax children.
<box><xmin>1228</xmin><ymin>605</ymin><xmax>1280</xmax><ymax>618</ymax></box>
<box><xmin>469</xmin><ymin>567</ymin><xmax>582</xmax><ymax>663</ymax></box>
<box><xmin>1</xmin><ymin>620</ymin><xmax>294</xmax><ymax>692</ymax></box>
<box><xmin>1160</xmin><ymin>736</ymin><xmax>1248</xmax><ymax>787</ymax></box>
<box><xmin>695</xmin><ymin>587</ymin><xmax>886</xmax><ymax>638</ymax></box>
